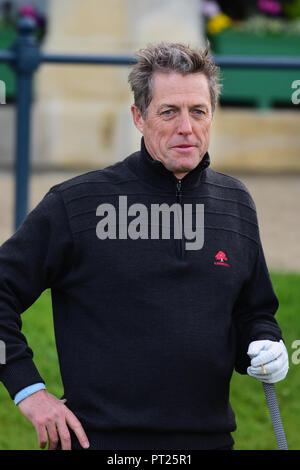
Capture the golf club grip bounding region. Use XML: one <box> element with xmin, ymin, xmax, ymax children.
<box><xmin>262</xmin><ymin>382</ymin><xmax>288</xmax><ymax>450</ymax></box>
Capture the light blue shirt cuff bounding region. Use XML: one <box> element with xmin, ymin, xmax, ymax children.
<box><xmin>14</xmin><ymin>383</ymin><xmax>46</xmax><ymax>405</ymax></box>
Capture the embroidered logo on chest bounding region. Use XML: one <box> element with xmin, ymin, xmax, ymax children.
<box><xmin>214</xmin><ymin>250</ymin><xmax>230</xmax><ymax>267</ymax></box>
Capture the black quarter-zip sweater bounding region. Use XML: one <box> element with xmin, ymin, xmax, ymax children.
<box><xmin>0</xmin><ymin>138</ymin><xmax>282</xmax><ymax>450</ymax></box>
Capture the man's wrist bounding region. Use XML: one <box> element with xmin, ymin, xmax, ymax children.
<box><xmin>14</xmin><ymin>383</ymin><xmax>46</xmax><ymax>405</ymax></box>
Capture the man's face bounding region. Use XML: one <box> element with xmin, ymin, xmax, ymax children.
<box><xmin>131</xmin><ymin>71</ymin><xmax>213</xmax><ymax>179</ymax></box>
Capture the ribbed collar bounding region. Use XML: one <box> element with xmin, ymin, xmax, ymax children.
<box><xmin>126</xmin><ymin>137</ymin><xmax>210</xmax><ymax>192</ymax></box>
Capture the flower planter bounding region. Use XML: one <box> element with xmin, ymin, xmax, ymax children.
<box><xmin>0</xmin><ymin>25</ymin><xmax>17</xmax><ymax>101</ymax></box>
<box><xmin>208</xmin><ymin>29</ymin><xmax>300</xmax><ymax>109</ymax></box>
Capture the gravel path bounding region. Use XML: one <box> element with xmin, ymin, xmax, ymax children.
<box><xmin>0</xmin><ymin>171</ymin><xmax>299</xmax><ymax>272</ymax></box>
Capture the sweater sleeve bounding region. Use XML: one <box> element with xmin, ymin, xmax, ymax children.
<box><xmin>0</xmin><ymin>189</ymin><xmax>73</xmax><ymax>399</ymax></box>
<box><xmin>233</xmin><ymin>241</ymin><xmax>283</xmax><ymax>375</ymax></box>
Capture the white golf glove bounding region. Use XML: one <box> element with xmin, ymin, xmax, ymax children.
<box><xmin>247</xmin><ymin>339</ymin><xmax>289</xmax><ymax>384</ymax></box>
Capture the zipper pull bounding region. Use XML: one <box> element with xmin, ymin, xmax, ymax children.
<box><xmin>176</xmin><ymin>179</ymin><xmax>181</xmax><ymax>192</ymax></box>
<box><xmin>176</xmin><ymin>179</ymin><xmax>182</xmax><ymax>203</ymax></box>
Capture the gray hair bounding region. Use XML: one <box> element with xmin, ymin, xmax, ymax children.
<box><xmin>128</xmin><ymin>42</ymin><xmax>222</xmax><ymax>118</ymax></box>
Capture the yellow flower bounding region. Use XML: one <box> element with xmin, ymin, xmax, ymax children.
<box><xmin>207</xmin><ymin>13</ymin><xmax>232</xmax><ymax>35</ymax></box>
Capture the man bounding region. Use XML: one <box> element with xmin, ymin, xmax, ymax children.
<box><xmin>0</xmin><ymin>42</ymin><xmax>288</xmax><ymax>450</ymax></box>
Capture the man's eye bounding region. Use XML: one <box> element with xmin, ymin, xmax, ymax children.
<box><xmin>162</xmin><ymin>109</ymin><xmax>174</xmax><ymax>116</ymax></box>
<box><xmin>193</xmin><ymin>109</ymin><xmax>204</xmax><ymax>115</ymax></box>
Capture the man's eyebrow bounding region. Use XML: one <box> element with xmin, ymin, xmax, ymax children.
<box><xmin>191</xmin><ymin>103</ymin><xmax>210</xmax><ymax>110</ymax></box>
<box><xmin>158</xmin><ymin>103</ymin><xmax>210</xmax><ymax>111</ymax></box>
<box><xmin>158</xmin><ymin>104</ymin><xmax>179</xmax><ymax>111</ymax></box>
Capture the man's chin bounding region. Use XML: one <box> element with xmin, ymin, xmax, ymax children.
<box><xmin>162</xmin><ymin>152</ymin><xmax>204</xmax><ymax>177</ymax></box>
<box><xmin>171</xmin><ymin>165</ymin><xmax>196</xmax><ymax>179</ymax></box>
<box><xmin>171</xmin><ymin>159</ymin><xmax>201</xmax><ymax>176</ymax></box>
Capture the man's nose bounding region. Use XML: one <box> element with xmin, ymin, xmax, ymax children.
<box><xmin>177</xmin><ymin>112</ymin><xmax>192</xmax><ymax>135</ymax></box>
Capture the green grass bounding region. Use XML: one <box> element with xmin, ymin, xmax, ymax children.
<box><xmin>231</xmin><ymin>272</ymin><xmax>300</xmax><ymax>450</ymax></box>
<box><xmin>0</xmin><ymin>272</ymin><xmax>299</xmax><ymax>450</ymax></box>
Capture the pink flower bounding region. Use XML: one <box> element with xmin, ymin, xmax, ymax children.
<box><xmin>258</xmin><ymin>0</ymin><xmax>282</xmax><ymax>16</ymax></box>
<box><xmin>202</xmin><ymin>0</ymin><xmax>221</xmax><ymax>18</ymax></box>
<box><xmin>19</xmin><ymin>3</ymin><xmax>38</xmax><ymax>19</ymax></box>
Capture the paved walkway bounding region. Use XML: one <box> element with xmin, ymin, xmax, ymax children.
<box><xmin>0</xmin><ymin>171</ymin><xmax>299</xmax><ymax>272</ymax></box>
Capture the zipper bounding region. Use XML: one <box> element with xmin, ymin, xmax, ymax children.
<box><xmin>175</xmin><ymin>179</ymin><xmax>184</xmax><ymax>258</ymax></box>
<box><xmin>176</xmin><ymin>179</ymin><xmax>182</xmax><ymax>203</ymax></box>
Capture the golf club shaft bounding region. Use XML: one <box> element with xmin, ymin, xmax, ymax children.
<box><xmin>263</xmin><ymin>382</ymin><xmax>288</xmax><ymax>450</ymax></box>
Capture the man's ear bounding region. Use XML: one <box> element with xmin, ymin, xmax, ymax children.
<box><xmin>131</xmin><ymin>105</ymin><xmax>144</xmax><ymax>134</ymax></box>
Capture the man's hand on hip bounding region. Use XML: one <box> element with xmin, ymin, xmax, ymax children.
<box><xmin>17</xmin><ymin>389</ymin><xmax>90</xmax><ymax>450</ymax></box>
<box><xmin>247</xmin><ymin>339</ymin><xmax>289</xmax><ymax>384</ymax></box>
